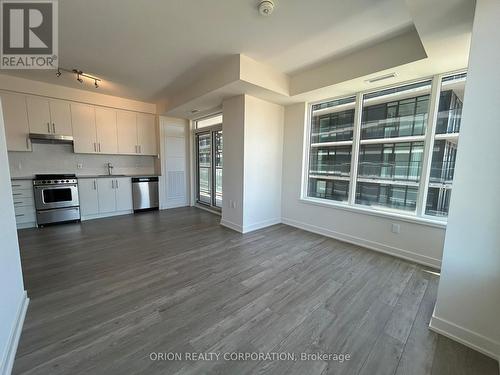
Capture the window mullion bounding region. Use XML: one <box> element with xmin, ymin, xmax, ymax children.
<box><xmin>416</xmin><ymin>75</ymin><xmax>442</xmax><ymax>216</ymax></box>
<box><xmin>348</xmin><ymin>92</ymin><xmax>363</xmax><ymax>205</ymax></box>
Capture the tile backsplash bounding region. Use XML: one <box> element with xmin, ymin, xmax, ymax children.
<box><xmin>8</xmin><ymin>143</ymin><xmax>157</xmax><ymax>178</ymax></box>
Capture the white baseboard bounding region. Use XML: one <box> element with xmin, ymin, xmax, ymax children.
<box><xmin>282</xmin><ymin>217</ymin><xmax>441</xmax><ymax>269</ymax></box>
<box><xmin>220</xmin><ymin>217</ymin><xmax>281</xmax><ymax>234</ymax></box>
<box><xmin>81</xmin><ymin>210</ymin><xmax>133</xmax><ymax>221</ymax></box>
<box><xmin>429</xmin><ymin>313</ymin><xmax>500</xmax><ymax>361</ymax></box>
<box><xmin>242</xmin><ymin>218</ymin><xmax>281</xmax><ymax>233</ymax></box>
<box><xmin>1</xmin><ymin>291</ymin><xmax>29</xmax><ymax>375</ymax></box>
<box><xmin>220</xmin><ymin>218</ymin><xmax>244</xmax><ymax>233</ymax></box>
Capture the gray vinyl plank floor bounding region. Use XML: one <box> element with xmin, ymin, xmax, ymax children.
<box><xmin>12</xmin><ymin>207</ymin><xmax>499</xmax><ymax>375</ymax></box>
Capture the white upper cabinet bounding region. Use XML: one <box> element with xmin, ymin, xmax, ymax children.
<box><xmin>27</xmin><ymin>96</ymin><xmax>73</xmax><ymax>135</ymax></box>
<box><xmin>26</xmin><ymin>96</ymin><xmax>51</xmax><ymax>134</ymax></box>
<box><xmin>137</xmin><ymin>113</ymin><xmax>157</xmax><ymax>156</ymax></box>
<box><xmin>5</xmin><ymin>92</ymin><xmax>156</xmax><ymax>157</ymax></box>
<box><xmin>117</xmin><ymin>110</ymin><xmax>138</xmax><ymax>155</ymax></box>
<box><xmin>71</xmin><ymin>103</ymin><xmax>97</xmax><ymax>154</ymax></box>
<box><xmin>49</xmin><ymin>99</ymin><xmax>73</xmax><ymax>135</ymax></box>
<box><xmin>95</xmin><ymin>107</ymin><xmax>118</xmax><ymax>154</ymax></box>
<box><xmin>1</xmin><ymin>92</ymin><xmax>31</xmax><ymax>152</ymax></box>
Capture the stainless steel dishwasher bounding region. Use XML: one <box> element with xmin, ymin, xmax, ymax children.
<box><xmin>132</xmin><ymin>177</ymin><xmax>159</xmax><ymax>212</ymax></box>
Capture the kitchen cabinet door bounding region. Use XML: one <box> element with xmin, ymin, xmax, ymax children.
<box><xmin>49</xmin><ymin>99</ymin><xmax>73</xmax><ymax>135</ymax></box>
<box><xmin>95</xmin><ymin>107</ymin><xmax>118</xmax><ymax>154</ymax></box>
<box><xmin>78</xmin><ymin>179</ymin><xmax>99</xmax><ymax>217</ymax></box>
<box><xmin>137</xmin><ymin>113</ymin><xmax>157</xmax><ymax>155</ymax></box>
<box><xmin>117</xmin><ymin>110</ymin><xmax>138</xmax><ymax>154</ymax></box>
<box><xmin>71</xmin><ymin>103</ymin><xmax>97</xmax><ymax>154</ymax></box>
<box><xmin>115</xmin><ymin>177</ymin><xmax>133</xmax><ymax>211</ymax></box>
<box><xmin>26</xmin><ymin>96</ymin><xmax>51</xmax><ymax>134</ymax></box>
<box><xmin>97</xmin><ymin>178</ymin><xmax>116</xmax><ymax>214</ymax></box>
<box><xmin>1</xmin><ymin>92</ymin><xmax>31</xmax><ymax>151</ymax></box>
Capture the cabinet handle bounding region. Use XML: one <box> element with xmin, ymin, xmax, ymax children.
<box><xmin>98</xmin><ymin>143</ymin><xmax>101</xmax><ymax>152</ymax></box>
<box><xmin>111</xmin><ymin>180</ymin><xmax>115</xmax><ymax>189</ymax></box>
<box><xmin>26</xmin><ymin>137</ymin><xmax>30</xmax><ymax>150</ymax></box>
<box><xmin>93</xmin><ymin>180</ymin><xmax>96</xmax><ymax>190</ymax></box>
<box><xmin>14</xmin><ymin>201</ymin><xmax>22</xmax><ymax>204</ymax></box>
<box><xmin>15</xmin><ymin>214</ymin><xmax>24</xmax><ymax>217</ymax></box>
<box><xmin>12</xmin><ymin>193</ymin><xmax>22</xmax><ymax>196</ymax></box>
<box><xmin>115</xmin><ymin>179</ymin><xmax>119</xmax><ymax>188</ymax></box>
<box><xmin>11</xmin><ymin>184</ymin><xmax>21</xmax><ymax>187</ymax></box>
<box><xmin>139</xmin><ymin>145</ymin><xmax>142</xmax><ymax>153</ymax></box>
<box><xmin>52</xmin><ymin>123</ymin><xmax>56</xmax><ymax>133</ymax></box>
<box><xmin>47</xmin><ymin>122</ymin><xmax>51</xmax><ymax>133</ymax></box>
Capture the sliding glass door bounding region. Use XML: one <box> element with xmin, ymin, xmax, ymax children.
<box><xmin>197</xmin><ymin>132</ymin><xmax>212</xmax><ymax>205</ymax></box>
<box><xmin>195</xmin><ymin>115</ymin><xmax>223</xmax><ymax>210</ymax></box>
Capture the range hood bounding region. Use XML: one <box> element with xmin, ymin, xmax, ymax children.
<box><xmin>29</xmin><ymin>133</ymin><xmax>74</xmax><ymax>144</ymax></box>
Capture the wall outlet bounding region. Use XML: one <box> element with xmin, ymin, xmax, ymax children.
<box><xmin>391</xmin><ymin>223</ymin><xmax>401</xmax><ymax>234</ymax></box>
<box><xmin>77</xmin><ymin>163</ymin><xmax>83</xmax><ymax>169</ymax></box>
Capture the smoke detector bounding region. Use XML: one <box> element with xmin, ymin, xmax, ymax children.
<box><xmin>258</xmin><ymin>0</ymin><xmax>275</xmax><ymax>16</ymax></box>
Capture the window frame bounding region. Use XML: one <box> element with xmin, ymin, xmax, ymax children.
<box><xmin>300</xmin><ymin>70</ymin><xmax>467</xmax><ymax>227</ymax></box>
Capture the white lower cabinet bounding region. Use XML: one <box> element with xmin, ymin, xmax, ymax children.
<box><xmin>115</xmin><ymin>178</ymin><xmax>133</xmax><ymax>211</ymax></box>
<box><xmin>78</xmin><ymin>179</ymin><xmax>99</xmax><ymax>217</ymax></box>
<box><xmin>11</xmin><ymin>180</ymin><xmax>36</xmax><ymax>229</ymax></box>
<box><xmin>97</xmin><ymin>178</ymin><xmax>116</xmax><ymax>214</ymax></box>
<box><xmin>79</xmin><ymin>177</ymin><xmax>133</xmax><ymax>219</ymax></box>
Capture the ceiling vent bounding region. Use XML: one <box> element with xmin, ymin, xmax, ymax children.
<box><xmin>366</xmin><ymin>73</ymin><xmax>397</xmax><ymax>84</ymax></box>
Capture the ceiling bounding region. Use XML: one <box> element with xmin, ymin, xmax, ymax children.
<box><xmin>1</xmin><ymin>0</ymin><xmax>414</xmax><ymax>103</ymax></box>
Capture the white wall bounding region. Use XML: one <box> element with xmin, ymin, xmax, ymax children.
<box><xmin>221</xmin><ymin>95</ymin><xmax>245</xmax><ymax>230</ymax></box>
<box><xmin>0</xmin><ymin>100</ymin><xmax>29</xmax><ymax>375</ymax></box>
<box><xmin>430</xmin><ymin>0</ymin><xmax>500</xmax><ymax>360</ymax></box>
<box><xmin>8</xmin><ymin>143</ymin><xmax>156</xmax><ymax>178</ymax></box>
<box><xmin>281</xmin><ymin>102</ymin><xmax>446</xmax><ymax>268</ymax></box>
<box><xmin>243</xmin><ymin>95</ymin><xmax>283</xmax><ymax>232</ymax></box>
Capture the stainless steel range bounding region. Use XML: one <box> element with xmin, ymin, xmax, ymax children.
<box><xmin>33</xmin><ymin>174</ymin><xmax>81</xmax><ymax>226</ymax></box>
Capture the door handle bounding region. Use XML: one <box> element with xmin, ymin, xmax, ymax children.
<box><xmin>52</xmin><ymin>123</ymin><xmax>56</xmax><ymax>133</ymax></box>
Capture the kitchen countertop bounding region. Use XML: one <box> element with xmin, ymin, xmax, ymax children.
<box><xmin>11</xmin><ymin>174</ymin><xmax>160</xmax><ymax>180</ymax></box>
<box><xmin>76</xmin><ymin>174</ymin><xmax>160</xmax><ymax>179</ymax></box>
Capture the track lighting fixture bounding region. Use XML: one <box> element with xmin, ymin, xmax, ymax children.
<box><xmin>55</xmin><ymin>67</ymin><xmax>101</xmax><ymax>88</ymax></box>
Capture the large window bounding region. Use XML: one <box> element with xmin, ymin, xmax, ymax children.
<box><xmin>425</xmin><ymin>73</ymin><xmax>465</xmax><ymax>217</ymax></box>
<box><xmin>308</xmin><ymin>96</ymin><xmax>355</xmax><ymax>203</ymax></box>
<box><xmin>305</xmin><ymin>73</ymin><xmax>466</xmax><ymax>221</ymax></box>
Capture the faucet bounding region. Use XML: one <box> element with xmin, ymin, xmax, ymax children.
<box><xmin>106</xmin><ymin>162</ymin><xmax>114</xmax><ymax>176</ymax></box>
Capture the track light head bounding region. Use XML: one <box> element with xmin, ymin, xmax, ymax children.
<box><xmin>94</xmin><ymin>79</ymin><xmax>99</xmax><ymax>88</ymax></box>
<box><xmin>56</xmin><ymin>68</ymin><xmax>61</xmax><ymax>77</ymax></box>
